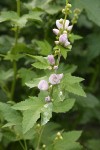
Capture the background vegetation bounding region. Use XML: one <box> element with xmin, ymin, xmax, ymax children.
<box><xmin>0</xmin><ymin>0</ymin><xmax>100</xmax><ymax>149</ymax></box>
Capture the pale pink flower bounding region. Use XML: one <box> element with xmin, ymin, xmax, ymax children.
<box><xmin>58</xmin><ymin>73</ymin><xmax>63</xmax><ymax>80</ymax></box>
<box><xmin>56</xmin><ymin>19</ymin><xmax>73</xmax><ymax>31</ymax></box>
<box><xmin>53</xmin><ymin>29</ymin><xmax>59</xmax><ymax>35</ymax></box>
<box><xmin>47</xmin><ymin>55</ymin><xmax>55</xmax><ymax>65</ymax></box>
<box><xmin>49</xmin><ymin>73</ymin><xmax>63</xmax><ymax>85</ymax></box>
<box><xmin>59</xmin><ymin>34</ymin><xmax>68</xmax><ymax>44</ymax></box>
<box><xmin>64</xmin><ymin>40</ymin><xmax>70</xmax><ymax>47</ymax></box>
<box><xmin>38</xmin><ymin>80</ymin><xmax>48</xmax><ymax>91</ymax></box>
<box><xmin>56</xmin><ymin>19</ymin><xmax>63</xmax><ymax>29</ymax></box>
<box><xmin>67</xmin><ymin>25</ymin><xmax>73</xmax><ymax>31</ymax></box>
<box><xmin>59</xmin><ymin>34</ymin><xmax>70</xmax><ymax>47</ymax></box>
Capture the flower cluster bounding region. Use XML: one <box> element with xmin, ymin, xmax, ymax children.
<box><xmin>53</xmin><ymin>19</ymin><xmax>73</xmax><ymax>47</ymax></box>
<box><xmin>38</xmin><ymin>73</ymin><xmax>63</xmax><ymax>91</ymax></box>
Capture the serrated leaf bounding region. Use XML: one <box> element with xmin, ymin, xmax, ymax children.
<box><xmin>65</xmin><ymin>83</ymin><xmax>86</xmax><ymax>97</ymax></box>
<box><xmin>54</xmin><ymin>131</ymin><xmax>83</xmax><ymax>150</ymax></box>
<box><xmin>53</xmin><ymin>98</ymin><xmax>75</xmax><ymax>113</ymax></box>
<box><xmin>71</xmin><ymin>0</ymin><xmax>100</xmax><ymax>26</ymax></box>
<box><xmin>26</xmin><ymin>76</ymin><xmax>48</xmax><ymax>88</ymax></box>
<box><xmin>32</xmin><ymin>61</ymin><xmax>49</xmax><ymax>69</ymax></box>
<box><xmin>22</xmin><ymin>109</ymin><xmax>40</xmax><ymax>134</ymax></box>
<box><xmin>76</xmin><ymin>93</ymin><xmax>99</xmax><ymax>108</ymax></box>
<box><xmin>0</xmin><ymin>102</ymin><xmax>22</xmax><ymax>124</ymax></box>
<box><xmin>18</xmin><ymin>68</ymin><xmax>37</xmax><ymax>85</ymax></box>
<box><xmin>41</xmin><ymin>103</ymin><xmax>52</xmax><ymax>125</ymax></box>
<box><xmin>0</xmin><ymin>69</ymin><xmax>13</xmax><ymax>82</ymax></box>
<box><xmin>36</xmin><ymin>40</ymin><xmax>52</xmax><ymax>56</ymax></box>
<box><xmin>16</xmin><ymin>11</ymin><xmax>42</xmax><ymax>28</ymax></box>
<box><xmin>62</xmin><ymin>73</ymin><xmax>84</xmax><ymax>84</ymax></box>
<box><xmin>69</xmin><ymin>33</ymin><xmax>83</xmax><ymax>43</ymax></box>
<box><xmin>60</xmin><ymin>46</ymin><xmax>67</xmax><ymax>59</ymax></box>
<box><xmin>0</xmin><ymin>11</ymin><xmax>19</xmax><ymax>23</ymax></box>
<box><xmin>12</xmin><ymin>97</ymin><xmax>44</xmax><ymax>111</ymax></box>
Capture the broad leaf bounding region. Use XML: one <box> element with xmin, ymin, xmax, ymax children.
<box><xmin>53</xmin><ymin>98</ymin><xmax>75</xmax><ymax>113</ymax></box>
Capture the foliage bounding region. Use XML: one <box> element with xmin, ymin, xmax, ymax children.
<box><xmin>0</xmin><ymin>0</ymin><xmax>100</xmax><ymax>150</ymax></box>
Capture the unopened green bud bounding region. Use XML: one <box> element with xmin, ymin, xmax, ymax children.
<box><xmin>57</xmin><ymin>132</ymin><xmax>61</xmax><ymax>136</ymax></box>
<box><xmin>74</xmin><ymin>8</ymin><xmax>81</xmax><ymax>15</ymax></box>
<box><xmin>55</xmin><ymin>137</ymin><xmax>59</xmax><ymax>140</ymax></box>
<box><xmin>59</xmin><ymin>135</ymin><xmax>63</xmax><ymax>140</ymax></box>
<box><xmin>67</xmin><ymin>3</ymin><xmax>72</xmax><ymax>8</ymax></box>
<box><xmin>42</xmin><ymin>144</ymin><xmax>46</xmax><ymax>148</ymax></box>
<box><xmin>36</xmin><ymin>124</ymin><xmax>41</xmax><ymax>128</ymax></box>
<box><xmin>62</xmin><ymin>9</ymin><xmax>65</xmax><ymax>14</ymax></box>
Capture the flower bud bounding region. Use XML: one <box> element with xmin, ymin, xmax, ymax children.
<box><xmin>53</xmin><ymin>65</ymin><xmax>58</xmax><ymax>70</ymax></box>
<box><xmin>64</xmin><ymin>40</ymin><xmax>70</xmax><ymax>47</ymax></box>
<box><xmin>67</xmin><ymin>25</ymin><xmax>73</xmax><ymax>31</ymax></box>
<box><xmin>58</xmin><ymin>73</ymin><xmax>64</xmax><ymax>80</ymax></box>
<box><xmin>49</xmin><ymin>74</ymin><xmax>60</xmax><ymax>85</ymax></box>
<box><xmin>45</xmin><ymin>96</ymin><xmax>51</xmax><ymax>102</ymax></box>
<box><xmin>53</xmin><ymin>29</ymin><xmax>59</xmax><ymax>35</ymax></box>
<box><xmin>47</xmin><ymin>55</ymin><xmax>55</xmax><ymax>65</ymax></box>
<box><xmin>38</xmin><ymin>80</ymin><xmax>48</xmax><ymax>91</ymax></box>
<box><xmin>42</xmin><ymin>144</ymin><xmax>46</xmax><ymax>148</ymax></box>
<box><xmin>56</xmin><ymin>19</ymin><xmax>63</xmax><ymax>29</ymax></box>
<box><xmin>55</xmin><ymin>41</ymin><xmax>59</xmax><ymax>45</ymax></box>
<box><xmin>49</xmin><ymin>73</ymin><xmax>63</xmax><ymax>85</ymax></box>
<box><xmin>59</xmin><ymin>34</ymin><xmax>67</xmax><ymax>44</ymax></box>
<box><xmin>67</xmin><ymin>3</ymin><xmax>72</xmax><ymax>8</ymax></box>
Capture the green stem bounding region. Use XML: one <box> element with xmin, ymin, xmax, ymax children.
<box><xmin>19</xmin><ymin>141</ymin><xmax>25</xmax><ymax>150</ymax></box>
<box><xmin>24</xmin><ymin>140</ymin><xmax>27</xmax><ymax>150</ymax></box>
<box><xmin>11</xmin><ymin>0</ymin><xmax>20</xmax><ymax>101</ymax></box>
<box><xmin>36</xmin><ymin>126</ymin><xmax>45</xmax><ymax>150</ymax></box>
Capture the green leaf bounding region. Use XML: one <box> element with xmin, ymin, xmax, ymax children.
<box><xmin>86</xmin><ymin>33</ymin><xmax>100</xmax><ymax>62</ymax></box>
<box><xmin>26</xmin><ymin>76</ymin><xmax>48</xmax><ymax>88</ymax></box>
<box><xmin>0</xmin><ymin>69</ymin><xmax>13</xmax><ymax>82</ymax></box>
<box><xmin>54</xmin><ymin>131</ymin><xmax>83</xmax><ymax>150</ymax></box>
<box><xmin>41</xmin><ymin>103</ymin><xmax>52</xmax><ymax>125</ymax></box>
<box><xmin>0</xmin><ymin>11</ymin><xmax>19</xmax><ymax>23</ymax></box>
<box><xmin>53</xmin><ymin>98</ymin><xmax>75</xmax><ymax>113</ymax></box>
<box><xmin>16</xmin><ymin>11</ymin><xmax>42</xmax><ymax>28</ymax></box>
<box><xmin>61</xmin><ymin>74</ymin><xmax>86</xmax><ymax>97</ymax></box>
<box><xmin>71</xmin><ymin>0</ymin><xmax>100</xmax><ymax>26</ymax></box>
<box><xmin>0</xmin><ymin>102</ymin><xmax>22</xmax><ymax>124</ymax></box>
<box><xmin>59</xmin><ymin>45</ymin><xmax>71</xmax><ymax>59</ymax></box>
<box><xmin>18</xmin><ymin>68</ymin><xmax>37</xmax><ymax>85</ymax></box>
<box><xmin>12</xmin><ymin>97</ymin><xmax>44</xmax><ymax>111</ymax></box>
<box><xmin>69</xmin><ymin>33</ymin><xmax>83</xmax><ymax>43</ymax></box>
<box><xmin>32</xmin><ymin>61</ymin><xmax>49</xmax><ymax>69</ymax></box>
<box><xmin>22</xmin><ymin>109</ymin><xmax>40</xmax><ymax>134</ymax></box>
<box><xmin>65</xmin><ymin>83</ymin><xmax>86</xmax><ymax>97</ymax></box>
<box><xmin>62</xmin><ymin>73</ymin><xmax>84</xmax><ymax>84</ymax></box>
<box><xmin>86</xmin><ymin>139</ymin><xmax>100</xmax><ymax>150</ymax></box>
<box><xmin>76</xmin><ymin>93</ymin><xmax>99</xmax><ymax>108</ymax></box>
<box><xmin>36</xmin><ymin>40</ymin><xmax>52</xmax><ymax>56</ymax></box>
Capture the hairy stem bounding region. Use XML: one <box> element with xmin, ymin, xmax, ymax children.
<box><xmin>36</xmin><ymin>126</ymin><xmax>45</xmax><ymax>150</ymax></box>
<box><xmin>11</xmin><ymin>0</ymin><xmax>20</xmax><ymax>100</ymax></box>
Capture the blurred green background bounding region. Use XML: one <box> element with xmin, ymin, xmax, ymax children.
<box><xmin>0</xmin><ymin>0</ymin><xmax>100</xmax><ymax>149</ymax></box>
